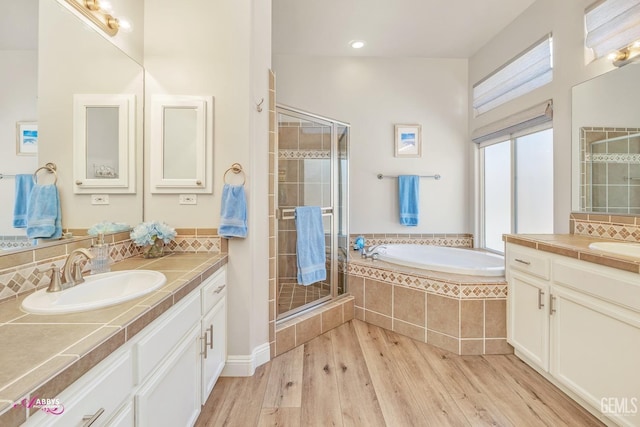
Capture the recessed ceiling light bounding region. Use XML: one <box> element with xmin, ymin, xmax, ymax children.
<box><xmin>350</xmin><ymin>40</ymin><xmax>365</xmax><ymax>49</ymax></box>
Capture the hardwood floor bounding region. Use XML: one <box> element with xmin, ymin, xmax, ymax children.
<box><xmin>195</xmin><ymin>320</ymin><xmax>604</xmax><ymax>427</ymax></box>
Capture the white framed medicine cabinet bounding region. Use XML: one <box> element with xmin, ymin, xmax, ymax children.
<box><xmin>73</xmin><ymin>94</ymin><xmax>136</xmax><ymax>194</ymax></box>
<box><xmin>150</xmin><ymin>95</ymin><xmax>214</xmax><ymax>194</ymax></box>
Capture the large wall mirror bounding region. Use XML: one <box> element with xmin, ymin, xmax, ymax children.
<box><xmin>0</xmin><ymin>0</ymin><xmax>144</xmax><ymax>253</ymax></box>
<box><xmin>572</xmin><ymin>64</ymin><xmax>640</xmax><ymax>214</ymax></box>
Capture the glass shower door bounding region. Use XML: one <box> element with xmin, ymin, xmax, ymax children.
<box><xmin>276</xmin><ymin>107</ymin><xmax>348</xmax><ymax>319</ymax></box>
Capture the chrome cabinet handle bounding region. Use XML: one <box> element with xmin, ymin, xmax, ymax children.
<box><xmin>201</xmin><ymin>325</ymin><xmax>213</xmax><ymax>358</ymax></box>
<box><xmin>515</xmin><ymin>258</ymin><xmax>531</xmax><ymax>265</ymax></box>
<box><xmin>208</xmin><ymin>324</ymin><xmax>213</xmax><ymax>350</ymax></box>
<box><xmin>538</xmin><ymin>289</ymin><xmax>545</xmax><ymax>310</ymax></box>
<box><xmin>550</xmin><ymin>295</ymin><xmax>557</xmax><ymax>315</ymax></box>
<box><xmin>82</xmin><ymin>408</ymin><xmax>104</xmax><ymax>426</ymax></box>
<box><xmin>213</xmin><ymin>284</ymin><xmax>226</xmax><ymax>294</ymax></box>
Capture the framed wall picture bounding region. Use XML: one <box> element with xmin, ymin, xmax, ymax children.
<box><xmin>394</xmin><ymin>124</ymin><xmax>421</xmax><ymax>158</ymax></box>
<box><xmin>16</xmin><ymin>122</ymin><xmax>38</xmax><ymax>156</ymax></box>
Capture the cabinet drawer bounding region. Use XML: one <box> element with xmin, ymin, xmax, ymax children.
<box><xmin>506</xmin><ymin>244</ymin><xmax>550</xmax><ymax>280</ymax></box>
<box><xmin>202</xmin><ymin>267</ymin><xmax>227</xmax><ymax>314</ymax></box>
<box><xmin>554</xmin><ymin>258</ymin><xmax>640</xmax><ymax>313</ymax></box>
<box><xmin>135</xmin><ymin>291</ymin><xmax>200</xmax><ymax>383</ymax></box>
<box><xmin>24</xmin><ymin>350</ymin><xmax>133</xmax><ymax>427</ymax></box>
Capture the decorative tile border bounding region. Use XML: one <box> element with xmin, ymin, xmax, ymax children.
<box><xmin>585</xmin><ymin>152</ymin><xmax>640</xmax><ymax>163</ymax></box>
<box><xmin>347</xmin><ymin>260</ymin><xmax>507</xmax><ymax>300</ymax></box>
<box><xmin>350</xmin><ymin>233</ymin><xmax>473</xmax><ymax>248</ymax></box>
<box><xmin>278</xmin><ymin>149</ymin><xmax>331</xmax><ymax>159</ymax></box>
<box><xmin>571</xmin><ymin>213</ymin><xmax>640</xmax><ymax>242</ymax></box>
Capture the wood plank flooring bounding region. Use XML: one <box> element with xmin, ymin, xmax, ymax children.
<box><xmin>195</xmin><ymin>320</ymin><xmax>605</xmax><ymax>427</ymax></box>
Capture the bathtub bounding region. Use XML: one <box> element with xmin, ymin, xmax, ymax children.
<box><xmin>373</xmin><ymin>244</ymin><xmax>504</xmax><ymax>276</ymax></box>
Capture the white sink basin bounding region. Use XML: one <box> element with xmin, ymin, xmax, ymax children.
<box><xmin>22</xmin><ymin>270</ymin><xmax>166</xmax><ymax>314</ymax></box>
<box><xmin>588</xmin><ymin>241</ymin><xmax>640</xmax><ymax>258</ymax></box>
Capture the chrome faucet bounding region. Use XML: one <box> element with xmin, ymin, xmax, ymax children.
<box><xmin>63</xmin><ymin>248</ymin><xmax>94</xmax><ymax>287</ymax></box>
<box><xmin>361</xmin><ymin>244</ymin><xmax>387</xmax><ymax>260</ymax></box>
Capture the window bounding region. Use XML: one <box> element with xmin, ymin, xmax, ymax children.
<box><xmin>472</xmin><ymin>35</ymin><xmax>553</xmax><ymax>116</ymax></box>
<box><xmin>481</xmin><ymin>128</ymin><xmax>554</xmax><ymax>253</ymax></box>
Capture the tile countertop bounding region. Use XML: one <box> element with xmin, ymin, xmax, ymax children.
<box><xmin>504</xmin><ymin>234</ymin><xmax>640</xmax><ymax>274</ymax></box>
<box><xmin>0</xmin><ymin>252</ymin><xmax>227</xmax><ymax>426</ymax></box>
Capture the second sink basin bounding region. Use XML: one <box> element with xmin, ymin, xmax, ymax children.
<box><xmin>588</xmin><ymin>241</ymin><xmax>640</xmax><ymax>258</ymax></box>
<box><xmin>22</xmin><ymin>270</ymin><xmax>167</xmax><ymax>314</ymax></box>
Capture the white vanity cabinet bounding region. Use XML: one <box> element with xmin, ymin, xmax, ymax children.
<box><xmin>200</xmin><ymin>269</ymin><xmax>227</xmax><ymax>403</ymax></box>
<box><xmin>506</xmin><ymin>243</ymin><xmax>640</xmax><ymax>426</ymax></box>
<box><xmin>506</xmin><ymin>245</ymin><xmax>552</xmax><ymax>371</ymax></box>
<box><xmin>21</xmin><ymin>266</ymin><xmax>228</xmax><ymax>427</ymax></box>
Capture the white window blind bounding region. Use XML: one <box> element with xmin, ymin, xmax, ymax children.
<box><xmin>585</xmin><ymin>0</ymin><xmax>640</xmax><ymax>59</ymax></box>
<box><xmin>472</xmin><ymin>36</ymin><xmax>553</xmax><ymax>116</ymax></box>
<box><xmin>471</xmin><ymin>100</ymin><xmax>553</xmax><ymax>145</ymax></box>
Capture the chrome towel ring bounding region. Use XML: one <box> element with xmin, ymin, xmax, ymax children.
<box><xmin>33</xmin><ymin>162</ymin><xmax>58</xmax><ymax>185</ymax></box>
<box><xmin>223</xmin><ymin>163</ymin><xmax>246</xmax><ymax>185</ymax></box>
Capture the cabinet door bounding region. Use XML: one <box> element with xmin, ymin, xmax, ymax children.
<box><xmin>106</xmin><ymin>401</ymin><xmax>134</xmax><ymax>427</ymax></box>
<box><xmin>202</xmin><ymin>295</ymin><xmax>227</xmax><ymax>404</ymax></box>
<box><xmin>508</xmin><ymin>271</ymin><xmax>550</xmax><ymax>371</ymax></box>
<box><xmin>551</xmin><ymin>286</ymin><xmax>640</xmax><ymax>426</ymax></box>
<box><xmin>136</xmin><ymin>324</ymin><xmax>202</xmax><ymax>427</ymax></box>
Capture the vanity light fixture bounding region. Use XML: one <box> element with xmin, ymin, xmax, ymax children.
<box><xmin>350</xmin><ymin>40</ymin><xmax>366</xmax><ymax>49</ymax></box>
<box><xmin>63</xmin><ymin>0</ymin><xmax>121</xmax><ymax>37</ymax></box>
<box><xmin>609</xmin><ymin>40</ymin><xmax>640</xmax><ymax>67</ymax></box>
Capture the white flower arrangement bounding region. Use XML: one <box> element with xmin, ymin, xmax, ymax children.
<box><xmin>130</xmin><ymin>221</ymin><xmax>177</xmax><ymax>247</ymax></box>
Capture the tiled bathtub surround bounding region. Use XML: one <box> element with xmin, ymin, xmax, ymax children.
<box><xmin>0</xmin><ymin>229</ymin><xmax>223</xmax><ymax>303</ymax></box>
<box><xmin>570</xmin><ymin>212</ymin><xmax>640</xmax><ymax>242</ymax></box>
<box><xmin>347</xmin><ymin>258</ymin><xmax>510</xmax><ymax>355</ymax></box>
<box><xmin>350</xmin><ymin>233</ymin><xmax>473</xmax><ymax>249</ymax></box>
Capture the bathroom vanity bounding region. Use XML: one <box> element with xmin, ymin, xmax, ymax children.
<box><xmin>0</xmin><ymin>253</ymin><xmax>227</xmax><ymax>427</ymax></box>
<box><xmin>505</xmin><ymin>235</ymin><xmax>640</xmax><ymax>427</ymax></box>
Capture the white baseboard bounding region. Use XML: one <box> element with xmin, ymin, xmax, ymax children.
<box><xmin>221</xmin><ymin>342</ymin><xmax>271</xmax><ymax>377</ymax></box>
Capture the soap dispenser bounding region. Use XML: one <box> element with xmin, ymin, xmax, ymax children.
<box><xmin>91</xmin><ymin>233</ymin><xmax>110</xmax><ymax>274</ymax></box>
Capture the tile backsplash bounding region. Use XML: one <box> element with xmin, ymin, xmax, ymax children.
<box><xmin>571</xmin><ymin>212</ymin><xmax>640</xmax><ymax>242</ymax></box>
<box><xmin>0</xmin><ymin>229</ymin><xmax>223</xmax><ymax>304</ymax></box>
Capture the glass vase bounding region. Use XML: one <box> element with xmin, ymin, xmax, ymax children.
<box><xmin>142</xmin><ymin>239</ymin><xmax>165</xmax><ymax>258</ymax></box>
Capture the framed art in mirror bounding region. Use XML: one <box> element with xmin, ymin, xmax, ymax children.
<box><xmin>16</xmin><ymin>122</ymin><xmax>38</xmax><ymax>156</ymax></box>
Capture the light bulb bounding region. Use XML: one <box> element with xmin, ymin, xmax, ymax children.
<box><xmin>350</xmin><ymin>40</ymin><xmax>365</xmax><ymax>49</ymax></box>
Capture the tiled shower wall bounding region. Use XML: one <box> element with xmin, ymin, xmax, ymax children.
<box><xmin>580</xmin><ymin>127</ymin><xmax>640</xmax><ymax>213</ymax></box>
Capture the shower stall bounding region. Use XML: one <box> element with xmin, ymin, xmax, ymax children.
<box><xmin>276</xmin><ymin>106</ymin><xmax>349</xmax><ymax>319</ymax></box>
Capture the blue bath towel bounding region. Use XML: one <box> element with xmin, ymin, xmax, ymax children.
<box><xmin>295</xmin><ymin>206</ymin><xmax>327</xmax><ymax>286</ymax></box>
<box><xmin>13</xmin><ymin>174</ymin><xmax>34</xmax><ymax>228</ymax></box>
<box><xmin>26</xmin><ymin>184</ymin><xmax>62</xmax><ymax>239</ymax></box>
<box><xmin>398</xmin><ymin>175</ymin><xmax>419</xmax><ymax>226</ymax></box>
<box><xmin>219</xmin><ymin>184</ymin><xmax>247</xmax><ymax>238</ymax></box>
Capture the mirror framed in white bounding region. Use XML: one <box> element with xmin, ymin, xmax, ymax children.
<box><xmin>150</xmin><ymin>94</ymin><xmax>214</xmax><ymax>194</ymax></box>
<box><xmin>73</xmin><ymin>94</ymin><xmax>136</xmax><ymax>194</ymax></box>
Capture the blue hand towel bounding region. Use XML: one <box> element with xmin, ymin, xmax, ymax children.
<box><xmin>398</xmin><ymin>175</ymin><xmax>419</xmax><ymax>226</ymax></box>
<box><xmin>13</xmin><ymin>174</ymin><xmax>34</xmax><ymax>228</ymax></box>
<box><xmin>26</xmin><ymin>184</ymin><xmax>62</xmax><ymax>239</ymax></box>
<box><xmin>219</xmin><ymin>184</ymin><xmax>247</xmax><ymax>238</ymax></box>
<box><xmin>295</xmin><ymin>206</ymin><xmax>327</xmax><ymax>286</ymax></box>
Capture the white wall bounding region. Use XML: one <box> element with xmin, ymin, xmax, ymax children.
<box><xmin>0</xmin><ymin>50</ymin><xmax>38</xmax><ymax>236</ymax></box>
<box><xmin>273</xmin><ymin>55</ymin><xmax>469</xmax><ymax>234</ymax></box>
<box><xmin>144</xmin><ymin>0</ymin><xmax>270</xmax><ymax>370</ymax></box>
<box><xmin>469</xmin><ymin>0</ymin><xmax>617</xmax><ymax>235</ymax></box>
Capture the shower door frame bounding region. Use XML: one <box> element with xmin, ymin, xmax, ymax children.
<box><xmin>275</xmin><ymin>105</ymin><xmax>349</xmax><ymax>321</ymax></box>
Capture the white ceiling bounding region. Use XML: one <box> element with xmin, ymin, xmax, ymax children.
<box><xmin>272</xmin><ymin>0</ymin><xmax>537</xmax><ymax>58</ymax></box>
